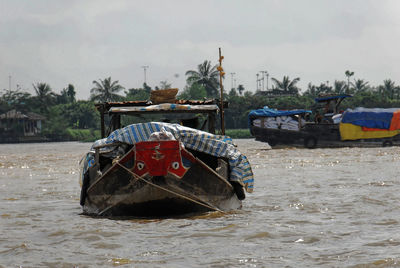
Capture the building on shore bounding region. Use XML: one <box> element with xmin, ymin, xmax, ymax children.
<box><xmin>0</xmin><ymin>110</ymin><xmax>47</xmax><ymax>143</ymax></box>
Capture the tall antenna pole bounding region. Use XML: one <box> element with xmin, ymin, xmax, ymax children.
<box><xmin>256</xmin><ymin>73</ymin><xmax>259</xmax><ymax>91</ymax></box>
<box><xmin>230</xmin><ymin>72</ymin><xmax>235</xmax><ymax>90</ymax></box>
<box><xmin>141</xmin><ymin>66</ymin><xmax>149</xmax><ymax>85</ymax></box>
<box><xmin>217</xmin><ymin>48</ymin><xmax>225</xmax><ymax>135</ymax></box>
<box><xmin>8</xmin><ymin>75</ymin><xmax>11</xmax><ymax>91</ymax></box>
<box><xmin>260</xmin><ymin>71</ymin><xmax>265</xmax><ymax>90</ymax></box>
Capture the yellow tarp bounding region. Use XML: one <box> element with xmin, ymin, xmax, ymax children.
<box><xmin>339</xmin><ymin>123</ymin><xmax>400</xmax><ymax>140</ymax></box>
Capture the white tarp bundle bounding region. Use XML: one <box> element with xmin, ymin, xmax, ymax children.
<box><xmin>252</xmin><ymin>116</ymin><xmax>304</xmax><ymax>131</ymax></box>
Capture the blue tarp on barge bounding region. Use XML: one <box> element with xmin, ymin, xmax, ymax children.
<box><xmin>341</xmin><ymin>107</ymin><xmax>399</xmax><ymax>129</ymax></box>
<box><xmin>248</xmin><ymin>107</ymin><xmax>311</xmax><ymax>118</ymax></box>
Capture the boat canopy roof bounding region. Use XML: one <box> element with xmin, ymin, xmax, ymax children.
<box><xmin>95</xmin><ymin>99</ymin><xmax>226</xmax><ymax>114</ymax></box>
<box><xmin>248</xmin><ymin>106</ymin><xmax>312</xmax><ymax>118</ymax></box>
<box><xmin>315</xmin><ymin>94</ymin><xmax>352</xmax><ymax>103</ymax></box>
<box><xmin>108</xmin><ymin>103</ymin><xmax>219</xmax><ymax>114</ymax></box>
<box><xmin>96</xmin><ymin>99</ymin><xmax>227</xmax><ymax>138</ymax></box>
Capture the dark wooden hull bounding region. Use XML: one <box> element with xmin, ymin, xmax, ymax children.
<box><xmin>81</xmin><ymin>146</ymin><xmax>241</xmax><ymax>217</ymax></box>
<box><xmin>251</xmin><ymin>123</ymin><xmax>399</xmax><ymax>148</ymax></box>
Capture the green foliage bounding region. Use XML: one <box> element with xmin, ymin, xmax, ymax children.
<box><xmin>0</xmin><ymin>88</ymin><xmax>32</xmax><ymax>114</ymax></box>
<box><xmin>237</xmin><ymin>85</ymin><xmax>245</xmax><ymax>95</ymax></box>
<box><xmin>225</xmin><ymin>129</ymin><xmax>252</xmax><ymax>139</ymax></box>
<box><xmin>378</xmin><ymin>79</ymin><xmax>400</xmax><ymax>100</ymax></box>
<box><xmin>344</xmin><ymin>90</ymin><xmax>400</xmax><ymax>109</ymax></box>
<box><xmin>177</xmin><ymin>84</ymin><xmax>207</xmax><ymax>100</ymax></box>
<box><xmin>125</xmin><ymin>88</ymin><xmax>150</xmax><ymax>101</ymax></box>
<box><xmin>229</xmin><ymin>88</ymin><xmax>238</xmax><ymax>97</ymax></box>
<box><xmin>158</xmin><ymin>80</ymin><xmax>172</xmax><ymax>90</ymax></box>
<box><xmin>90</xmin><ymin>77</ymin><xmax>124</xmax><ymax>102</ymax></box>
<box><xmin>41</xmin><ymin>105</ymin><xmax>69</xmax><ymax>137</ymax></box>
<box><xmin>65</xmin><ymin>128</ymin><xmax>101</xmax><ymax>142</ymax></box>
<box><xmin>185</xmin><ymin>60</ymin><xmax>219</xmax><ymax>98</ymax></box>
<box><xmin>352</xmin><ymin>79</ymin><xmax>369</xmax><ymax>93</ymax></box>
<box><xmin>32</xmin><ymin>82</ymin><xmax>56</xmax><ymax>114</ymax></box>
<box><xmin>3</xmin><ymin>70</ymin><xmax>400</xmax><ymax>143</ymax></box>
<box><xmin>41</xmin><ymin>101</ymin><xmax>99</xmax><ymax>139</ymax></box>
<box><xmin>57</xmin><ymin>84</ymin><xmax>76</xmax><ymax>104</ymax></box>
<box><xmin>270</xmin><ymin>76</ymin><xmax>300</xmax><ymax>94</ymax></box>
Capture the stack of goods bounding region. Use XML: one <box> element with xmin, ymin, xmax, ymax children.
<box><xmin>248</xmin><ymin>106</ymin><xmax>311</xmax><ymax>131</ymax></box>
<box><xmin>150</xmin><ymin>88</ymin><xmax>178</xmax><ymax>104</ymax></box>
<box><xmin>339</xmin><ymin>107</ymin><xmax>400</xmax><ymax>140</ymax></box>
<box><xmin>252</xmin><ymin>115</ymin><xmax>304</xmax><ymax>131</ymax></box>
<box><xmin>332</xmin><ymin>113</ymin><xmax>343</xmax><ymax>124</ymax></box>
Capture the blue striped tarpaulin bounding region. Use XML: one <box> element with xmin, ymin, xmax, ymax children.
<box><xmin>92</xmin><ymin>122</ymin><xmax>254</xmax><ymax>193</ymax></box>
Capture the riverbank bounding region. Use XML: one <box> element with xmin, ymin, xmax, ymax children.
<box><xmin>0</xmin><ymin>128</ymin><xmax>252</xmax><ymax>144</ymax></box>
<box><xmin>69</xmin><ymin>128</ymin><xmax>252</xmax><ymax>141</ymax></box>
<box><xmin>225</xmin><ymin>128</ymin><xmax>252</xmax><ymax>139</ymax></box>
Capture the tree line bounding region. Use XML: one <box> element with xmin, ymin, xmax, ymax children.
<box><xmin>1</xmin><ymin>61</ymin><xmax>400</xmax><ymax>140</ymax></box>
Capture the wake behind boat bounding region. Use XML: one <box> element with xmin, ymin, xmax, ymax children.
<box><xmin>79</xmin><ymin>99</ymin><xmax>254</xmax><ymax>217</ymax></box>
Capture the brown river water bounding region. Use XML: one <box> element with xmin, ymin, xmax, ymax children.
<box><xmin>0</xmin><ymin>140</ymin><xmax>399</xmax><ymax>267</ymax></box>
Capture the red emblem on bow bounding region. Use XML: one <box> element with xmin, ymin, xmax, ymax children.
<box><xmin>133</xmin><ymin>141</ymin><xmax>189</xmax><ymax>179</ymax></box>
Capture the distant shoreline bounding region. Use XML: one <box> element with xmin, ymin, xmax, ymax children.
<box><xmin>0</xmin><ymin>128</ymin><xmax>253</xmax><ymax>144</ymax></box>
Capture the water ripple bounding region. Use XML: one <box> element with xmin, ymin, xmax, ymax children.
<box><xmin>1</xmin><ymin>141</ymin><xmax>400</xmax><ymax>267</ymax></box>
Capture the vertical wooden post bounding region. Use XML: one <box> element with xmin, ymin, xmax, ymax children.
<box><xmin>218</xmin><ymin>48</ymin><xmax>225</xmax><ymax>135</ymax></box>
<box><xmin>100</xmin><ymin>106</ymin><xmax>105</xmax><ymax>138</ymax></box>
<box><xmin>208</xmin><ymin>112</ymin><xmax>216</xmax><ymax>134</ymax></box>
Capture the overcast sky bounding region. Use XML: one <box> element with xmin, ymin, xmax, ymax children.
<box><xmin>1</xmin><ymin>0</ymin><xmax>400</xmax><ymax>100</ymax></box>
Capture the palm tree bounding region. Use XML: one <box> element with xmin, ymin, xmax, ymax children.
<box><xmin>352</xmin><ymin>79</ymin><xmax>369</xmax><ymax>93</ymax></box>
<box><xmin>90</xmin><ymin>77</ymin><xmax>124</xmax><ymax>102</ymax></box>
<box><xmin>32</xmin><ymin>82</ymin><xmax>56</xmax><ymax>113</ymax></box>
<box><xmin>237</xmin><ymin>84</ymin><xmax>245</xmax><ymax>95</ymax></box>
<box><xmin>333</xmin><ymin>80</ymin><xmax>347</xmax><ymax>94</ymax></box>
<box><xmin>316</xmin><ymin>83</ymin><xmax>332</xmax><ymax>95</ymax></box>
<box><xmin>303</xmin><ymin>83</ymin><xmax>318</xmax><ymax>97</ymax></box>
<box><xmin>185</xmin><ymin>60</ymin><xmax>219</xmax><ymax>97</ymax></box>
<box><xmin>66</xmin><ymin>84</ymin><xmax>76</xmax><ymax>102</ymax></box>
<box><xmin>345</xmin><ymin>70</ymin><xmax>354</xmax><ymax>93</ymax></box>
<box><xmin>57</xmin><ymin>84</ymin><xmax>77</xmax><ymax>104</ymax></box>
<box><xmin>159</xmin><ymin>80</ymin><xmax>172</xmax><ymax>90</ymax></box>
<box><xmin>378</xmin><ymin>79</ymin><xmax>399</xmax><ymax>100</ymax></box>
<box><xmin>270</xmin><ymin>76</ymin><xmax>300</xmax><ymax>94</ymax></box>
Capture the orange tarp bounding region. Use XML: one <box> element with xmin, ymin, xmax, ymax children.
<box><xmin>389</xmin><ymin>110</ymin><xmax>400</xmax><ymax>130</ymax></box>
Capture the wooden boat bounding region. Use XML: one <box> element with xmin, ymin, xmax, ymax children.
<box><xmin>249</xmin><ymin>95</ymin><xmax>400</xmax><ymax>148</ymax></box>
<box><xmin>79</xmin><ymin>99</ymin><xmax>254</xmax><ymax>217</ymax></box>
